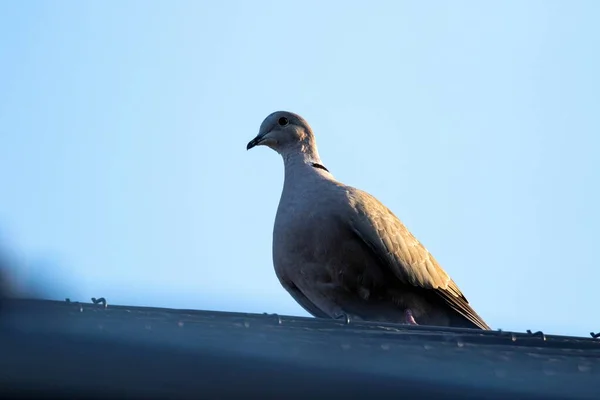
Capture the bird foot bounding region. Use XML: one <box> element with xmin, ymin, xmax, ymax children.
<box><xmin>404</xmin><ymin>309</ymin><xmax>418</xmax><ymax>325</ymax></box>
<box><xmin>333</xmin><ymin>312</ymin><xmax>352</xmax><ymax>324</ymax></box>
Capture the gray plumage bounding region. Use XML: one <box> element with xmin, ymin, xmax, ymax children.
<box><xmin>247</xmin><ymin>111</ymin><xmax>490</xmax><ymax>330</ymax></box>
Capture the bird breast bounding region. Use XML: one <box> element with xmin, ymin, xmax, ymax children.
<box><xmin>272</xmin><ymin>190</ymin><xmax>386</xmax><ymax>292</ymax></box>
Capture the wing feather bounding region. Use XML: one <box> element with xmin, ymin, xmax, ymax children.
<box><xmin>347</xmin><ymin>189</ymin><xmax>490</xmax><ymax>330</ymax></box>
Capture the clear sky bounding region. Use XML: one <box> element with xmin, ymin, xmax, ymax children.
<box><xmin>0</xmin><ymin>1</ymin><xmax>598</xmax><ymax>337</ymax></box>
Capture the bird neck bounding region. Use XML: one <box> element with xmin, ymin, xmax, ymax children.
<box><xmin>282</xmin><ymin>147</ymin><xmax>321</xmax><ymax>163</ymax></box>
<box><xmin>281</xmin><ymin>147</ymin><xmax>331</xmax><ymax>184</ymax></box>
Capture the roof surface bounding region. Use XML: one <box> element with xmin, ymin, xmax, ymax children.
<box><xmin>0</xmin><ymin>298</ymin><xmax>598</xmax><ymax>399</ymax></box>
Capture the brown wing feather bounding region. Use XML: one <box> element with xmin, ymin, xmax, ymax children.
<box><xmin>347</xmin><ymin>188</ymin><xmax>490</xmax><ymax>330</ymax></box>
<box><xmin>435</xmin><ymin>288</ymin><xmax>491</xmax><ymax>329</ymax></box>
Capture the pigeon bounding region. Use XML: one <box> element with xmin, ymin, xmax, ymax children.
<box><xmin>247</xmin><ymin>111</ymin><xmax>490</xmax><ymax>330</ymax></box>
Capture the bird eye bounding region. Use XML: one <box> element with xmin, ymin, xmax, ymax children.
<box><xmin>278</xmin><ymin>117</ymin><xmax>289</xmax><ymax>126</ymax></box>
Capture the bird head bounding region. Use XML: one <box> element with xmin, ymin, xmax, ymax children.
<box><xmin>246</xmin><ymin>111</ymin><xmax>316</xmax><ymax>156</ymax></box>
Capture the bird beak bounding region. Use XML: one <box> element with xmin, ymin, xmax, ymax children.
<box><xmin>246</xmin><ymin>134</ymin><xmax>264</xmax><ymax>150</ymax></box>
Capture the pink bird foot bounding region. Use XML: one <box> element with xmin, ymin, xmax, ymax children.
<box><xmin>404</xmin><ymin>309</ymin><xmax>418</xmax><ymax>325</ymax></box>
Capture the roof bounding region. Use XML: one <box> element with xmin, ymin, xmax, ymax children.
<box><xmin>0</xmin><ymin>298</ymin><xmax>598</xmax><ymax>399</ymax></box>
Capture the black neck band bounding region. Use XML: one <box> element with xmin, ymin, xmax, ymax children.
<box><xmin>311</xmin><ymin>163</ymin><xmax>329</xmax><ymax>173</ymax></box>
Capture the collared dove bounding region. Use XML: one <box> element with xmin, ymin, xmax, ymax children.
<box><xmin>247</xmin><ymin>111</ymin><xmax>490</xmax><ymax>330</ymax></box>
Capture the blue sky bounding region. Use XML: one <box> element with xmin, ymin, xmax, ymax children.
<box><xmin>0</xmin><ymin>1</ymin><xmax>598</xmax><ymax>337</ymax></box>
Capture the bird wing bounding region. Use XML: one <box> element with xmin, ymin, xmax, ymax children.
<box><xmin>346</xmin><ymin>188</ymin><xmax>490</xmax><ymax>330</ymax></box>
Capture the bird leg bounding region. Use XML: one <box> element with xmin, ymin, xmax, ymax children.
<box><xmin>333</xmin><ymin>311</ymin><xmax>352</xmax><ymax>324</ymax></box>
<box><xmin>404</xmin><ymin>309</ymin><xmax>418</xmax><ymax>325</ymax></box>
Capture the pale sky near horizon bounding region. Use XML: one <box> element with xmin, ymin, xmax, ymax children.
<box><xmin>0</xmin><ymin>1</ymin><xmax>598</xmax><ymax>337</ymax></box>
